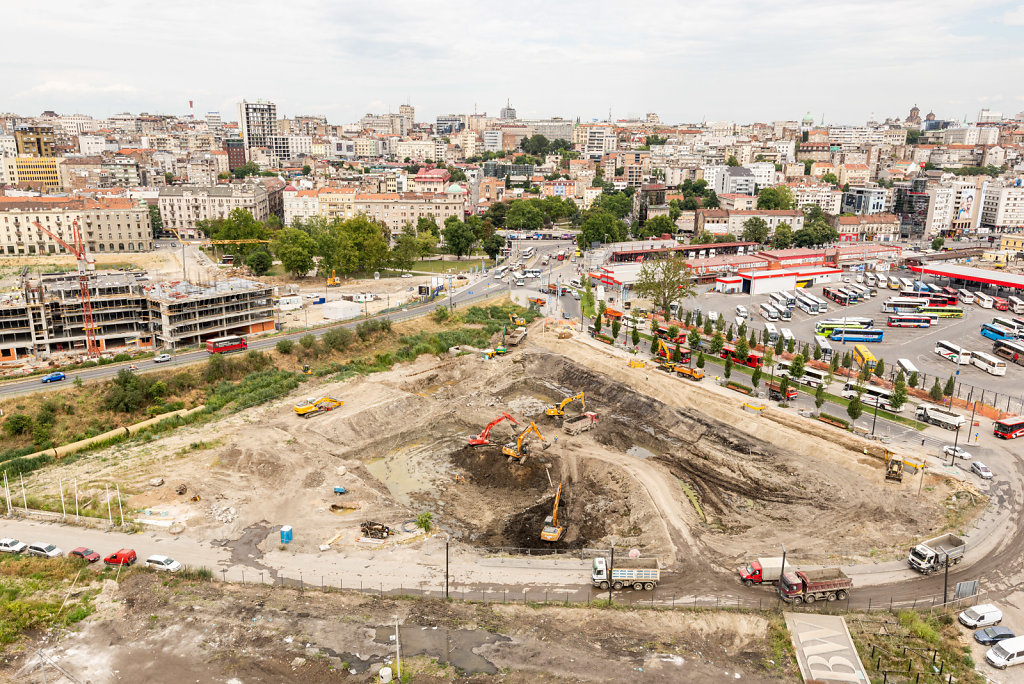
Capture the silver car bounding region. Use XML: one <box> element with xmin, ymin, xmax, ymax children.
<box><xmin>944</xmin><ymin>445</ymin><xmax>970</xmax><ymax>460</ymax></box>
<box><xmin>971</xmin><ymin>461</ymin><xmax>993</xmax><ymax>479</ymax></box>
<box><xmin>145</xmin><ymin>555</ymin><xmax>182</xmax><ymax>572</ymax></box>
<box><xmin>27</xmin><ymin>542</ymin><xmax>63</xmax><ymax>558</ymax></box>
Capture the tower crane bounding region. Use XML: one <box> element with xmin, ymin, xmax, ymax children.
<box><xmin>502</xmin><ymin>422</ymin><xmax>547</xmax><ymax>463</ymax></box>
<box><xmin>30</xmin><ymin>219</ymin><xmax>99</xmax><ymax>357</ymax></box>
<box><xmin>468</xmin><ymin>412</ymin><xmax>519</xmax><ymax>446</ymax></box>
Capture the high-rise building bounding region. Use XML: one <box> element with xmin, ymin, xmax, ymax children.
<box><xmin>399</xmin><ymin>104</ymin><xmax>415</xmax><ymax>124</ymax></box>
<box><xmin>237</xmin><ymin>100</ymin><xmax>278</xmax><ymax>150</ymax></box>
<box><xmin>223</xmin><ymin>138</ymin><xmax>246</xmax><ymax>170</ymax></box>
<box><xmin>14</xmin><ymin>125</ymin><xmax>56</xmax><ymax>157</ymax></box>
<box><xmin>500</xmin><ymin>100</ymin><xmax>517</xmax><ymax>121</ymax></box>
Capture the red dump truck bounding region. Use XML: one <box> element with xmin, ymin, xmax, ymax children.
<box><xmin>778</xmin><ymin>568</ymin><xmax>851</xmax><ymax>604</ymax></box>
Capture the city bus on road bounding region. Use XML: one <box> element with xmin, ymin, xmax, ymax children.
<box><xmin>957</xmin><ymin>289</ymin><xmax>976</xmax><ymax>304</ymax></box>
<box><xmin>994</xmin><ymin>416</ymin><xmax>1024</xmax><ymax>440</ymax></box>
<box><xmin>916</xmin><ymin>305</ymin><xmax>964</xmax><ymax>318</ymax></box>
<box><xmin>852</xmin><ymin>343</ymin><xmax>876</xmax><ymax>371</ymax></box>
<box><xmin>523</xmin><ymin>246</ymin><xmax>536</xmax><ymax>259</ymax></box>
<box><xmin>830</xmin><ymin>328</ymin><xmax>884</xmax><ymax>343</ymax></box>
<box><xmin>934</xmin><ymin>340</ymin><xmax>971</xmax><ymax>365</ymax></box>
<box><xmin>842</xmin><ymin>381</ymin><xmax>899</xmax><ymax>411</ymax></box>
<box><xmin>981</xmin><ymin>323</ymin><xmax>1017</xmax><ymax>341</ymax></box>
<box><xmin>993</xmin><ymin>339</ymin><xmax>1024</xmax><ymax>367</ymax></box>
<box><xmin>975</xmin><ymin>292</ymin><xmax>994</xmax><ymax>309</ymax></box>
<box><xmin>971</xmin><ymin>350</ymin><xmax>1007</xmax><ymax>376</ymax></box>
<box><xmin>206</xmin><ymin>335</ymin><xmax>248</xmax><ymax>354</ymax></box>
<box><xmin>720</xmin><ymin>345</ymin><xmax>763</xmax><ymax>368</ymax></box>
<box><xmin>992</xmin><ymin>296</ymin><xmax>1010</xmax><ymax>311</ymax></box>
<box><xmin>887</xmin><ymin>314</ymin><xmax>933</xmax><ymax>328</ymax></box>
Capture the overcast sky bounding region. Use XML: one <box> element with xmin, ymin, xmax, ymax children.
<box><xmin>4</xmin><ymin>0</ymin><xmax>1023</xmax><ymax>126</ymax></box>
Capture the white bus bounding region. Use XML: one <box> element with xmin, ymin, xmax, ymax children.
<box><xmin>848</xmin><ymin>283</ymin><xmax>871</xmax><ymax>299</ymax></box>
<box><xmin>975</xmin><ymin>292</ymin><xmax>994</xmax><ymax>309</ymax></box>
<box><xmin>779</xmin><ymin>290</ymin><xmax>797</xmax><ymax>307</ymax></box>
<box><xmin>842</xmin><ymin>382</ymin><xmax>899</xmax><ymax>412</ymax></box>
<box><xmin>971</xmin><ymin>350</ymin><xmax>1007</xmax><ymax>376</ymax></box>
<box><xmin>764</xmin><ymin>322</ymin><xmax>779</xmax><ymax>345</ymax></box>
<box><xmin>882</xmin><ymin>297</ymin><xmax>930</xmax><ymax>313</ymax></box>
<box><xmin>814</xmin><ymin>335</ymin><xmax>834</xmax><ymax>362</ymax></box>
<box><xmin>796</xmin><ymin>291</ymin><xmax>819</xmax><ymax>314</ymax></box>
<box><xmin>957</xmin><ymin>289</ymin><xmax>976</xmax><ymax>305</ymax></box>
<box><xmin>896</xmin><ymin>358</ymin><xmax>920</xmax><ymax>377</ymax></box>
<box><xmin>865</xmin><ymin>273</ymin><xmax>877</xmax><ymax>287</ymax></box>
<box><xmin>899</xmin><ymin>277</ymin><xmax>914</xmax><ymax>290</ymax></box>
<box><xmin>802</xmin><ymin>367</ymin><xmax>830</xmax><ymax>388</ymax></box>
<box><xmin>808</xmin><ymin>292</ymin><xmax>829</xmax><ymax>313</ymax></box>
<box><xmin>780</xmin><ymin>327</ymin><xmax>795</xmax><ymax>346</ymax></box>
<box><xmin>523</xmin><ymin>246</ymin><xmax>536</xmax><ymax>259</ymax></box>
<box><xmin>934</xmin><ymin>340</ymin><xmax>972</xmax><ymax>365</ymax></box>
<box><xmin>776</xmin><ymin>305</ymin><xmax>792</xmax><ymax>321</ymax></box>
<box><xmin>992</xmin><ymin>317</ymin><xmax>1023</xmax><ymax>334</ymax></box>
<box><xmin>1008</xmin><ymin>296</ymin><xmax>1024</xmax><ymax>314</ymax></box>
<box><xmin>759</xmin><ymin>303</ymin><xmax>779</xmax><ymax>321</ymax></box>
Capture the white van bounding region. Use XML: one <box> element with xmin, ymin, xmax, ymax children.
<box><xmin>959</xmin><ymin>604</ymin><xmax>1003</xmax><ymax>628</ymax></box>
<box><xmin>987</xmin><ymin>635</ymin><xmax>1024</xmax><ymax>670</ymax></box>
<box><xmin>735</xmin><ymin>305</ymin><xmax>748</xmax><ymax>319</ymax></box>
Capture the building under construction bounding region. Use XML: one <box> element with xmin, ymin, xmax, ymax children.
<box><xmin>0</xmin><ymin>271</ymin><xmax>275</xmax><ymax>362</ymax></box>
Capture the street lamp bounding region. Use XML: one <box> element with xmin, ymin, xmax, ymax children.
<box><xmin>445</xmin><ymin>535</ymin><xmax>450</xmax><ymax>600</ymax></box>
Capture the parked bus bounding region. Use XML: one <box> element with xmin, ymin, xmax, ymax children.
<box><xmin>801</xmin><ymin>367</ymin><xmax>830</xmax><ymax>388</ymax></box>
<box><xmin>840</xmin><ymin>287</ymin><xmax>861</xmax><ymax>303</ymax></box>
<box><xmin>888</xmin><ymin>276</ymin><xmax>901</xmax><ymax>290</ymax></box>
<box><xmin>796</xmin><ymin>291</ymin><xmax>819</xmax><ymax>314</ymax></box>
<box><xmin>830</xmin><ymin>328</ymin><xmax>884</xmax><ymax>343</ymax></box>
<box><xmin>916</xmin><ymin>305</ymin><xmax>964</xmax><ymax>318</ymax></box>
<box><xmin>865</xmin><ymin>273</ymin><xmax>877</xmax><ymax>287</ymax></box>
<box><xmin>992</xmin><ymin>317</ymin><xmax>1023</xmax><ymax>333</ymax></box>
<box><xmin>815</xmin><ymin>320</ymin><xmax>868</xmax><ymax>335</ymax></box>
<box><xmin>814</xmin><ymin>335</ymin><xmax>834</xmax><ymax>362</ymax></box>
<box><xmin>759</xmin><ymin>302</ymin><xmax>779</xmax><ymax>321</ymax></box>
<box><xmin>913</xmin><ymin>280</ymin><xmax>930</xmax><ymax>292</ymax></box>
<box><xmin>769</xmin><ymin>292</ymin><xmax>789</xmax><ymax>310</ymax></box>
<box><xmin>899</xmin><ymin>277</ymin><xmax>914</xmax><ymax>290</ymax></box>
<box><xmin>934</xmin><ymin>340</ymin><xmax>971</xmax><ymax>365</ymax></box>
<box><xmin>842</xmin><ymin>382</ymin><xmax>899</xmax><ymax>411</ymax></box>
<box><xmin>882</xmin><ymin>297</ymin><xmax>930</xmax><ymax>313</ymax></box>
<box><xmin>975</xmin><ymin>292</ymin><xmax>994</xmax><ymax>309</ymax></box>
<box><xmin>957</xmin><ymin>289</ymin><xmax>976</xmax><ymax>304</ymax></box>
<box><xmin>927</xmin><ymin>283</ymin><xmax>944</xmax><ymax>295</ymax></box>
<box><xmin>993</xmin><ymin>339</ymin><xmax>1024</xmax><ymax>366</ymax></box>
<box><xmin>778</xmin><ymin>290</ymin><xmax>796</xmax><ymax>307</ymax></box>
<box><xmin>981</xmin><ymin>323</ymin><xmax>1017</xmax><ymax>341</ymax></box>
<box><xmin>971</xmin><ymin>350</ymin><xmax>1007</xmax><ymax>376</ymax></box>
<box><xmin>852</xmin><ymin>343</ymin><xmax>876</xmax><ymax>371</ymax></box>
<box><xmin>764</xmin><ymin>322</ymin><xmax>779</xmax><ymax>345</ymax></box>
<box><xmin>896</xmin><ymin>358</ymin><xmax>919</xmax><ymax>377</ymax></box>
<box><xmin>780</xmin><ymin>327</ymin><xmax>795</xmax><ymax>346</ymax></box>
<box><xmin>776</xmin><ymin>305</ymin><xmax>792</xmax><ymax>321</ymax></box>
<box><xmin>887</xmin><ymin>314</ymin><xmax>933</xmax><ymax>328</ymax></box>
<box><xmin>206</xmin><ymin>335</ymin><xmax>248</xmax><ymax>354</ymax></box>
<box><xmin>720</xmin><ymin>345</ymin><xmax>763</xmax><ymax>368</ymax></box>
<box><xmin>823</xmin><ymin>287</ymin><xmax>850</xmax><ymax>306</ymax></box>
<box><xmin>991</xmin><ymin>296</ymin><xmax>1010</xmax><ymax>311</ymax></box>
<box><xmin>848</xmin><ymin>284</ymin><xmax>871</xmax><ymax>299</ymax></box>
<box><xmin>1008</xmin><ymin>296</ymin><xmax>1024</xmax><ymax>314</ymax></box>
<box><xmin>994</xmin><ymin>416</ymin><xmax>1024</xmax><ymax>440</ymax></box>
<box><xmin>809</xmin><ymin>292</ymin><xmax>829</xmax><ymax>313</ymax></box>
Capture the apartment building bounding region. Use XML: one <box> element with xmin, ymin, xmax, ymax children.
<box><xmin>980</xmin><ymin>180</ymin><xmax>1024</xmax><ymax>232</ymax></box>
<box><xmin>787</xmin><ymin>182</ymin><xmax>842</xmax><ymax>214</ymax></box>
<box><xmin>14</xmin><ymin>125</ymin><xmax>56</xmax><ymax>157</ymax></box>
<box><xmin>158</xmin><ymin>183</ymin><xmax>269</xmax><ymax>236</ymax></box>
<box><xmin>283</xmin><ymin>187</ymin><xmax>320</xmax><ymax>225</ymax></box>
<box><xmin>0</xmin><ymin>272</ymin><xmax>275</xmax><ymax>360</ymax></box>
<box><xmin>352</xmin><ymin>193</ymin><xmax>463</xmax><ymax>236</ymax></box>
<box><xmin>718</xmin><ymin>194</ymin><xmax>757</xmax><ymax>211</ymax></box>
<box><xmin>841</xmin><ymin>186</ymin><xmax>888</xmax><ymax>215</ymax></box>
<box><xmin>237</xmin><ymin>100</ymin><xmax>277</xmax><ymax>150</ymax></box>
<box><xmin>837</xmin><ymin>163</ymin><xmax>870</xmax><ymax>187</ymax></box>
<box><xmin>4</xmin><ymin>156</ymin><xmax>65</xmax><ymax>190</ymax></box>
<box><xmin>832</xmin><ymin>213</ymin><xmax>900</xmax><ymax>242</ymax></box>
<box><xmin>0</xmin><ymin>196</ymin><xmax>152</xmax><ymax>255</ymax></box>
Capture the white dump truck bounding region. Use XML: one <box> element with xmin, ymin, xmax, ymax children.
<box><xmin>591</xmin><ymin>556</ymin><xmax>660</xmax><ymax>591</ymax></box>
<box><xmin>908</xmin><ymin>533</ymin><xmax>966</xmax><ymax>574</ymax></box>
<box><xmin>916</xmin><ymin>404</ymin><xmax>966</xmax><ymax>431</ymax></box>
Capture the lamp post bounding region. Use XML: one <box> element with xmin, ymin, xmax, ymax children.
<box><xmin>608</xmin><ymin>542</ymin><xmax>615</xmax><ymax>606</ymax></box>
<box><xmin>870</xmin><ymin>393</ymin><xmax>880</xmax><ymax>437</ymax></box>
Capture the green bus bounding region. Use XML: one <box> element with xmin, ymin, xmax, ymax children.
<box><xmin>915</xmin><ymin>306</ymin><xmax>964</xmax><ymax>319</ymax></box>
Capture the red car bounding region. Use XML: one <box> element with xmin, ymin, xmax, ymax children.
<box><xmin>103</xmin><ymin>549</ymin><xmax>138</xmax><ymax>566</ymax></box>
<box><xmin>69</xmin><ymin>547</ymin><xmax>101</xmax><ymax>563</ymax></box>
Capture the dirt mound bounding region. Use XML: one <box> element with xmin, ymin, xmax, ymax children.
<box><xmin>449</xmin><ymin>445</ymin><xmax>549</xmax><ymax>491</ymax></box>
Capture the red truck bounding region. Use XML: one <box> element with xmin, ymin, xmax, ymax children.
<box><xmin>768</xmin><ymin>382</ymin><xmax>798</xmax><ymax>401</ymax></box>
<box><xmin>778</xmin><ymin>568</ymin><xmax>851</xmax><ymax>604</ymax></box>
<box><xmin>103</xmin><ymin>549</ymin><xmax>138</xmax><ymax>567</ymax></box>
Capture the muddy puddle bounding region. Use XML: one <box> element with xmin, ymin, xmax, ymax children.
<box><xmin>374</xmin><ymin>624</ymin><xmax>509</xmax><ymax>674</ymax></box>
<box><xmin>627</xmin><ymin>445</ymin><xmax>656</xmax><ymax>459</ymax></box>
<box><xmin>365</xmin><ymin>440</ymin><xmax>459</xmax><ymax>505</ymax></box>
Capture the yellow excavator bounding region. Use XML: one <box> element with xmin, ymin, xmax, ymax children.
<box><xmin>509</xmin><ymin>313</ymin><xmax>526</xmax><ymax>326</ymax></box>
<box><xmin>293</xmin><ymin>396</ymin><xmax>344</xmax><ymax>418</ymax></box>
<box><xmin>545</xmin><ymin>391</ymin><xmax>585</xmax><ymax>417</ymax></box>
<box><xmin>655</xmin><ymin>338</ymin><xmax>679</xmax><ymax>372</ymax></box>
<box><xmin>502</xmin><ymin>422</ymin><xmax>547</xmax><ymax>463</ymax></box>
<box><xmin>327</xmin><ymin>269</ymin><xmax>342</xmax><ymax>287</ymax></box>
<box><xmin>540</xmin><ymin>483</ymin><xmax>565</xmax><ymax>542</ymax></box>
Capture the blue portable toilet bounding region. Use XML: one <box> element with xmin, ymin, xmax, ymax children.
<box><xmin>280</xmin><ymin>525</ymin><xmax>293</xmax><ymax>544</ymax></box>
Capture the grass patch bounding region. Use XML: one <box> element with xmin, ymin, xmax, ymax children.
<box><xmin>0</xmin><ymin>554</ymin><xmax>97</xmax><ymax>647</ymax></box>
<box><xmin>679</xmin><ymin>480</ymin><xmax>706</xmax><ymax>522</ymax></box>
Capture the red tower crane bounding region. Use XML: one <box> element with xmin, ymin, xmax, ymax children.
<box><xmin>30</xmin><ymin>219</ymin><xmax>99</xmax><ymax>357</ymax></box>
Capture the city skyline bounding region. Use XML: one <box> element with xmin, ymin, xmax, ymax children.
<box><xmin>4</xmin><ymin>0</ymin><xmax>1024</xmax><ymax>125</ymax></box>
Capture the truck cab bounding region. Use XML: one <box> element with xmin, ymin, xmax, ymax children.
<box><xmin>592</xmin><ymin>557</ymin><xmax>609</xmax><ymax>585</ymax></box>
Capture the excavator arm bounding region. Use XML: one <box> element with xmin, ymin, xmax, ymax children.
<box><xmin>468</xmin><ymin>412</ymin><xmax>518</xmax><ymax>446</ymax></box>
<box><xmin>545</xmin><ymin>391</ymin><xmax>585</xmax><ymax>416</ymax></box>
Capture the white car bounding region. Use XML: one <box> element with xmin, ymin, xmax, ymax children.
<box><xmin>145</xmin><ymin>555</ymin><xmax>182</xmax><ymax>572</ymax></box>
<box><xmin>401</xmin><ymin>273</ymin><xmax>413</xmax><ymax>278</ymax></box>
<box><xmin>154</xmin><ymin>353</ymin><xmax>172</xmax><ymax>363</ymax></box>
<box><xmin>0</xmin><ymin>538</ymin><xmax>27</xmax><ymax>554</ymax></box>
<box><xmin>944</xmin><ymin>445</ymin><xmax>970</xmax><ymax>460</ymax></box>
<box><xmin>972</xmin><ymin>461</ymin><xmax>994</xmax><ymax>480</ymax></box>
<box><xmin>27</xmin><ymin>542</ymin><xmax>63</xmax><ymax>558</ymax></box>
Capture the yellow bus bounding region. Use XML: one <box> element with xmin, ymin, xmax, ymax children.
<box><xmin>852</xmin><ymin>343</ymin><xmax>876</xmax><ymax>371</ymax></box>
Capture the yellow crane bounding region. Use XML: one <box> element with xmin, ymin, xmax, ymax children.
<box><xmin>502</xmin><ymin>422</ymin><xmax>547</xmax><ymax>463</ymax></box>
<box><xmin>545</xmin><ymin>391</ymin><xmax>585</xmax><ymax>417</ymax></box>
<box><xmin>540</xmin><ymin>483</ymin><xmax>565</xmax><ymax>542</ymax></box>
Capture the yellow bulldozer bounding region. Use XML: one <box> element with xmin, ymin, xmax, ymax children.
<box><xmin>327</xmin><ymin>270</ymin><xmax>342</xmax><ymax>287</ymax></box>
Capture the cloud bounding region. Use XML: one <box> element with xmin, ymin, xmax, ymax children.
<box><xmin>1005</xmin><ymin>4</ymin><xmax>1024</xmax><ymax>24</ymax></box>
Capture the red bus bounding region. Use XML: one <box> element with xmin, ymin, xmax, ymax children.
<box><xmin>941</xmin><ymin>286</ymin><xmax>958</xmax><ymax>299</ymax></box>
<box><xmin>992</xmin><ymin>296</ymin><xmax>1010</xmax><ymax>311</ymax></box>
<box><xmin>206</xmin><ymin>335</ymin><xmax>248</xmax><ymax>354</ymax></box>
<box><xmin>720</xmin><ymin>345</ymin><xmax>763</xmax><ymax>368</ymax></box>
<box><xmin>655</xmin><ymin>326</ymin><xmax>688</xmax><ymax>344</ymax></box>
<box><xmin>657</xmin><ymin>346</ymin><xmax>692</xmax><ymax>365</ymax></box>
<box><xmin>994</xmin><ymin>416</ymin><xmax>1024</xmax><ymax>440</ymax></box>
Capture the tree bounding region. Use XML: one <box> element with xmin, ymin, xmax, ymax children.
<box><xmin>482</xmin><ymin>233</ymin><xmax>505</xmax><ymax>261</ymax></box>
<box><xmin>772</xmin><ymin>222</ymin><xmax>794</xmax><ymax>249</ymax></box>
<box><xmin>813</xmin><ymin>343</ymin><xmax>822</xmax><ymax>361</ymax></box>
<box><xmin>703</xmin><ymin>317</ymin><xmax>713</xmax><ymax>335</ymax></box>
<box><xmin>786</xmin><ymin>337</ymin><xmax>795</xmax><ymax>353</ymax></box>
<box><xmin>702</xmin><ymin>190</ymin><xmax>720</xmax><ymax>209</ymax></box>
<box><xmin>726</xmin><ymin>324</ymin><xmax>734</xmax><ymax>342</ymax></box>
<box><xmin>775</xmin><ymin>337</ymin><xmax>784</xmax><ymax>355</ymax></box>
<box><xmin>276</xmin><ymin>339</ymin><xmax>294</xmax><ymax>354</ymax></box>
<box><xmin>684</xmin><ymin>311</ymin><xmax>692</xmax><ymax>327</ymax></box>
<box><xmin>929</xmin><ymin>378</ymin><xmax>944</xmax><ymax>402</ymax></box>
<box><xmin>943</xmin><ymin>375</ymin><xmax>955</xmax><ymax>397</ymax></box>
<box><xmin>931</xmin><ymin>237</ymin><xmax>945</xmax><ymax>251</ymax></box>
<box><xmin>724</xmin><ymin>355</ymin><xmax>733</xmax><ymax>379</ymax></box>
<box><xmin>735</xmin><ymin>335</ymin><xmax>750</xmax><ymax>361</ymax></box>
<box><xmin>815</xmin><ymin>384</ymin><xmax>826</xmax><ymax>411</ymax></box>
<box><xmin>830</xmin><ymin>353</ymin><xmax>839</xmax><ymax>373</ymax></box>
<box><xmin>756</xmin><ymin>186</ymin><xmax>795</xmax><ymax>211</ymax></box>
<box><xmin>417</xmin><ymin>215</ymin><xmax>441</xmax><ymax>238</ymax></box>
<box><xmin>764</xmin><ymin>349</ymin><xmax>774</xmax><ymax>367</ymax></box>
<box><xmin>633</xmin><ymin>255</ymin><xmax>697</xmax><ymax>321</ymax></box>
<box><xmin>874</xmin><ymin>358</ymin><xmax>885</xmax><ymax>378</ymax></box>
<box><xmin>650</xmin><ymin>335</ymin><xmax>659</xmax><ymax>355</ymax></box>
<box><xmin>148</xmin><ymin>204</ymin><xmax>163</xmax><ymax>238</ymax></box>
<box><xmin>858</xmin><ymin>363</ymin><xmax>872</xmax><ymax>383</ymax></box>
<box><xmin>631</xmin><ymin>326</ymin><xmax>640</xmax><ymax>348</ymax></box>
<box><xmin>506</xmin><ymin>201</ymin><xmax>544</xmax><ymax>233</ymax></box>
<box><xmin>821</xmin><ymin>172</ymin><xmax>839</xmax><ymax>185</ymax></box>
<box><xmin>592</xmin><ymin>192</ymin><xmax>632</xmax><ymax>219</ymax></box>
<box><xmin>847</xmin><ymin>395</ymin><xmax>863</xmax><ymax>421</ymax></box>
<box><xmin>696</xmin><ymin>352</ymin><xmax>705</xmax><ymax>368</ymax></box>
<box><xmin>302</xmin><ymin>165</ymin><xmax>312</xmax><ymax>176</ymax></box>
<box><xmin>778</xmin><ymin>375</ymin><xmax>791</xmax><ymax>401</ymax></box>
<box><xmin>891</xmin><ymin>371</ymin><xmax>908</xmax><ymax>411</ymax></box>
<box><xmin>714</xmin><ymin>315</ymin><xmax>725</xmax><ymax>332</ymax></box>
<box><xmin>637</xmin><ymin>214</ymin><xmax>676</xmax><ymax>239</ymax></box>
<box><xmin>741</xmin><ymin>217</ymin><xmax>771</xmax><ymax>244</ymax></box>
<box><xmin>737</xmin><ymin>321</ymin><xmax>747</xmax><ymax>339</ymax></box>
<box><xmin>751</xmin><ymin>365</ymin><xmax>762</xmax><ymax>387</ymax></box>
<box><xmin>611</xmin><ymin>319</ymin><xmax>622</xmax><ymax>341</ymax></box>
<box><xmin>710</xmin><ymin>332</ymin><xmax>725</xmax><ymax>354</ymax></box>
<box><xmin>273</xmin><ymin>228</ymin><xmax>316</xmax><ymax>277</ymax></box>
<box><xmin>789</xmin><ymin>353</ymin><xmax>806</xmax><ymax>379</ymax></box>
<box><xmin>3</xmin><ymin>413</ymin><xmax>33</xmax><ymax>437</ymax></box>
<box><xmin>908</xmin><ymin>371</ymin><xmax>919</xmax><ymax>388</ymax></box>
<box><xmin>694</xmin><ymin>311</ymin><xmax>702</xmax><ymax>327</ymax></box>
<box><xmin>578</xmin><ymin>209</ymin><xmax>627</xmax><ymax>248</ymax></box>
<box><xmin>442</xmin><ymin>217</ymin><xmax>476</xmax><ymax>258</ymax></box>
<box><xmin>687</xmin><ymin>328</ymin><xmax>702</xmax><ymax>350</ymax></box>
<box><xmin>593</xmin><ymin>313</ymin><xmax>602</xmax><ymax>334</ymax></box>
<box><xmin>726</xmin><ymin>155</ymin><xmax>740</xmax><ymax>167</ymax></box>
<box><xmin>245</xmin><ymin>249</ymin><xmax>272</xmax><ymax>276</ymax></box>
<box><xmin>842</xmin><ymin>351</ymin><xmax>853</xmax><ymax>370</ymax></box>
<box><xmin>673</xmin><ymin>342</ymin><xmax>682</xmax><ymax>363</ymax></box>
<box><xmin>415</xmin><ymin>512</ymin><xmax>433</xmax><ymax>533</ymax></box>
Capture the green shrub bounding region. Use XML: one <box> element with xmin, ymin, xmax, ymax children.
<box><xmin>3</xmin><ymin>413</ymin><xmax>33</xmax><ymax>437</ymax></box>
<box><xmin>322</xmin><ymin>327</ymin><xmax>354</xmax><ymax>351</ymax></box>
<box><xmin>299</xmin><ymin>333</ymin><xmax>317</xmax><ymax>349</ymax></box>
<box><xmin>276</xmin><ymin>339</ymin><xmax>295</xmax><ymax>354</ymax></box>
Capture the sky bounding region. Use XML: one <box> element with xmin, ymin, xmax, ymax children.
<box><xmin>3</xmin><ymin>0</ymin><xmax>1024</xmax><ymax>127</ymax></box>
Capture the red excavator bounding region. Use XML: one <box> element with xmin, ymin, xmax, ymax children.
<box><xmin>468</xmin><ymin>412</ymin><xmax>519</xmax><ymax>447</ymax></box>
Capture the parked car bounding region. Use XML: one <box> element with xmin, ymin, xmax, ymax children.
<box><xmin>0</xmin><ymin>538</ymin><xmax>27</xmax><ymax>554</ymax></box>
<box><xmin>401</xmin><ymin>273</ymin><xmax>413</xmax><ymax>278</ymax></box>
<box><xmin>41</xmin><ymin>372</ymin><xmax>66</xmax><ymax>383</ymax></box>
<box><xmin>69</xmin><ymin>547</ymin><xmax>101</xmax><ymax>563</ymax></box>
<box><xmin>960</xmin><ymin>603</ymin><xmax>1003</xmax><ymax>628</ymax></box>
<box><xmin>154</xmin><ymin>353</ymin><xmax>172</xmax><ymax>363</ymax></box>
<box><xmin>944</xmin><ymin>445</ymin><xmax>970</xmax><ymax>460</ymax></box>
<box><xmin>976</xmin><ymin>626</ymin><xmax>1016</xmax><ymax>645</ymax></box>
<box><xmin>145</xmin><ymin>555</ymin><xmax>182</xmax><ymax>572</ymax></box>
<box><xmin>103</xmin><ymin>549</ymin><xmax>138</xmax><ymax>566</ymax></box>
<box><xmin>972</xmin><ymin>461</ymin><xmax>994</xmax><ymax>480</ymax></box>
<box><xmin>27</xmin><ymin>542</ymin><xmax>63</xmax><ymax>558</ymax></box>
